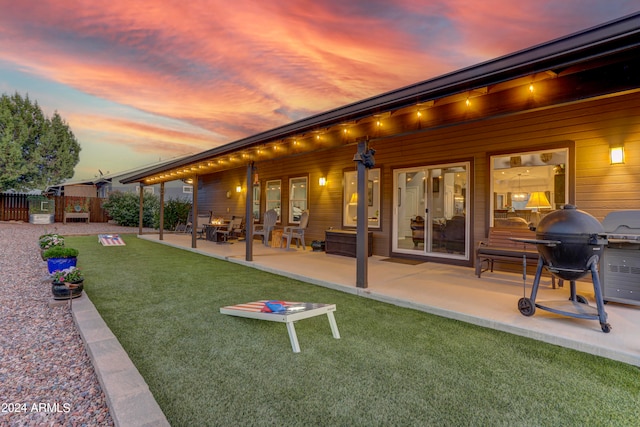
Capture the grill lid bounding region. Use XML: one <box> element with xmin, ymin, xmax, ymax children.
<box><xmin>602</xmin><ymin>210</ymin><xmax>640</xmax><ymax>239</ymax></box>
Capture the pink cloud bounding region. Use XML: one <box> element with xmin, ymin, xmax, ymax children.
<box><xmin>1</xmin><ymin>0</ymin><xmax>638</xmax><ymax>180</ymax></box>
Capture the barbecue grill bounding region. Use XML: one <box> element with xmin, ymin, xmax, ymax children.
<box><xmin>517</xmin><ymin>205</ymin><xmax>611</xmax><ymax>332</ymax></box>
<box><xmin>600</xmin><ymin>210</ymin><xmax>640</xmax><ymax>306</ymax></box>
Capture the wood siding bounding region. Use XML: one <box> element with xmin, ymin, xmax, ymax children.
<box><xmin>196</xmin><ymin>91</ymin><xmax>640</xmax><ymax>264</ymax></box>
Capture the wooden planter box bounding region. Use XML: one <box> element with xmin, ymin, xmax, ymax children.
<box><xmin>325</xmin><ymin>230</ymin><xmax>373</xmax><ymax>257</ymax></box>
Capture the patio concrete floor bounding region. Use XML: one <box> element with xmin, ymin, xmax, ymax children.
<box><xmin>139</xmin><ymin>233</ymin><xmax>640</xmax><ymax>367</ymax></box>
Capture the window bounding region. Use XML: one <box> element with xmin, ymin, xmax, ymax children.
<box><xmin>289</xmin><ymin>176</ymin><xmax>307</xmax><ymax>223</ymax></box>
<box><xmin>265</xmin><ymin>179</ymin><xmax>281</xmax><ymax>222</ymax></box>
<box><xmin>490</xmin><ymin>148</ymin><xmax>568</xmax><ymax>226</ymax></box>
<box><xmin>343</xmin><ymin>168</ymin><xmax>381</xmax><ymax>228</ymax></box>
<box><xmin>252</xmin><ymin>184</ymin><xmax>261</xmax><ymax>222</ymax></box>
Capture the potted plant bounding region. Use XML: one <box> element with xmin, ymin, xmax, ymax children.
<box><xmin>51</xmin><ymin>266</ymin><xmax>84</xmax><ymax>300</ymax></box>
<box><xmin>38</xmin><ymin>233</ymin><xmax>65</xmax><ymax>260</ymax></box>
<box><xmin>43</xmin><ymin>246</ymin><xmax>79</xmax><ymax>274</ymax></box>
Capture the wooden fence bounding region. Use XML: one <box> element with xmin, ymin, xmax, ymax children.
<box><xmin>0</xmin><ymin>193</ymin><xmax>110</xmax><ymax>223</ymax></box>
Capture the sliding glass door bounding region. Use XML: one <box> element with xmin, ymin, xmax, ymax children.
<box><xmin>393</xmin><ymin>162</ymin><xmax>470</xmax><ymax>260</ymax></box>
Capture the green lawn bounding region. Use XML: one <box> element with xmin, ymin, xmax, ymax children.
<box><xmin>68</xmin><ymin>235</ymin><xmax>640</xmax><ymax>426</ymax></box>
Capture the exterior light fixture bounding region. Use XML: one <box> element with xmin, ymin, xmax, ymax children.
<box><xmin>319</xmin><ymin>177</ymin><xmax>326</xmax><ymax>187</ymax></box>
<box><xmin>610</xmin><ymin>144</ymin><xmax>625</xmax><ymax>165</ymax></box>
<box><xmin>465</xmin><ymin>98</ymin><xmax>470</xmax><ymax>107</ymax></box>
<box><xmin>236</xmin><ymin>185</ymin><xmax>242</xmax><ymax>193</ymax></box>
<box><xmin>529</xmin><ymin>84</ymin><xmax>534</xmax><ymax>93</ymax></box>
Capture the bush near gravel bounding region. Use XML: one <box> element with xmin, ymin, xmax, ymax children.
<box><xmin>102</xmin><ymin>191</ymin><xmax>160</xmax><ymax>228</ymax></box>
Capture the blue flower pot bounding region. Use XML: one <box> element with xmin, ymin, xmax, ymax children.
<box><xmin>47</xmin><ymin>257</ymin><xmax>77</xmax><ymax>274</ymax></box>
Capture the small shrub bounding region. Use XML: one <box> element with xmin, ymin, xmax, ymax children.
<box><xmin>43</xmin><ymin>246</ymin><xmax>79</xmax><ymax>259</ymax></box>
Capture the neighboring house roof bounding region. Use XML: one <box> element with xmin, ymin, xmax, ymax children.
<box><xmin>122</xmin><ymin>12</ymin><xmax>640</xmax><ymax>184</ymax></box>
<box><xmin>46</xmin><ymin>154</ymin><xmax>194</xmax><ymax>193</ymax></box>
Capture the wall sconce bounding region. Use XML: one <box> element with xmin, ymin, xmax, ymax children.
<box><xmin>610</xmin><ymin>144</ymin><xmax>625</xmax><ymax>165</ymax></box>
<box><xmin>236</xmin><ymin>185</ymin><xmax>242</xmax><ymax>193</ymax></box>
<box><xmin>318</xmin><ymin>177</ymin><xmax>326</xmax><ymax>187</ymax></box>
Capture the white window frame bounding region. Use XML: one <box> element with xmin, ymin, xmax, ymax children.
<box><xmin>289</xmin><ymin>176</ymin><xmax>308</xmax><ymax>224</ymax></box>
<box><xmin>490</xmin><ymin>148</ymin><xmax>568</xmax><ymax>226</ymax></box>
<box><xmin>343</xmin><ymin>168</ymin><xmax>381</xmax><ymax>228</ymax></box>
<box><xmin>266</xmin><ymin>179</ymin><xmax>282</xmax><ymax>223</ymax></box>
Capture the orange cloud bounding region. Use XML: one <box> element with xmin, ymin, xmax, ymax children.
<box><xmin>1</xmin><ymin>0</ymin><xmax>638</xmax><ymax>179</ymax></box>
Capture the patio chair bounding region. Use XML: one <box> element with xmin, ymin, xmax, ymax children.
<box><xmin>282</xmin><ymin>210</ymin><xmax>309</xmax><ymax>250</ymax></box>
<box><xmin>195</xmin><ymin>212</ymin><xmax>212</xmax><ymax>239</ymax></box>
<box><xmin>253</xmin><ymin>209</ymin><xmax>277</xmax><ymax>246</ymax></box>
<box><xmin>216</xmin><ymin>216</ymin><xmax>243</xmax><ymax>243</ymax></box>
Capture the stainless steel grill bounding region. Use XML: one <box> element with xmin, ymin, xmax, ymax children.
<box><xmin>600</xmin><ymin>210</ymin><xmax>640</xmax><ymax>306</ymax></box>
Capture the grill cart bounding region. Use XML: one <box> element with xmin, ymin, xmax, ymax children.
<box><xmin>517</xmin><ymin>205</ymin><xmax>611</xmax><ymax>333</ymax></box>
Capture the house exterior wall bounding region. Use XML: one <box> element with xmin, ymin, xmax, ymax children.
<box><xmin>196</xmin><ymin>90</ymin><xmax>640</xmax><ymax>265</ymax></box>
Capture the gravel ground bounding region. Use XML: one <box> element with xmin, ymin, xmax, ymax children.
<box><xmin>0</xmin><ymin>221</ymin><xmax>155</xmax><ymax>427</ymax></box>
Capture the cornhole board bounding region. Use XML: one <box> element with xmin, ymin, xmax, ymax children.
<box><xmin>220</xmin><ymin>301</ymin><xmax>340</xmax><ymax>353</ymax></box>
<box><xmin>98</xmin><ymin>234</ymin><xmax>126</xmax><ymax>246</ymax></box>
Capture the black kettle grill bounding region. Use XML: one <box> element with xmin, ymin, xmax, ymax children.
<box><xmin>517</xmin><ymin>205</ymin><xmax>611</xmax><ymax>332</ymax></box>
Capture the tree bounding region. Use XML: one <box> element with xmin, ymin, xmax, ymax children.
<box><xmin>0</xmin><ymin>92</ymin><xmax>80</xmax><ymax>191</ymax></box>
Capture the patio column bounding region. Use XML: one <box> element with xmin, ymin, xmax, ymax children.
<box><xmin>159</xmin><ymin>182</ymin><xmax>165</xmax><ymax>241</ymax></box>
<box><xmin>191</xmin><ymin>174</ymin><xmax>198</xmax><ymax>248</ymax></box>
<box><xmin>245</xmin><ymin>162</ymin><xmax>255</xmax><ymax>261</ymax></box>
<box><xmin>138</xmin><ymin>184</ymin><xmax>144</xmax><ymax>235</ymax></box>
<box><xmin>354</xmin><ymin>138</ymin><xmax>374</xmax><ymax>288</ymax></box>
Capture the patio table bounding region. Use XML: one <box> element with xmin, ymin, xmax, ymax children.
<box><xmin>220</xmin><ymin>301</ymin><xmax>340</xmax><ymax>353</ymax></box>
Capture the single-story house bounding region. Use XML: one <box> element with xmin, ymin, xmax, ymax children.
<box><xmin>122</xmin><ymin>13</ymin><xmax>640</xmax><ymax>286</ymax></box>
<box><xmin>47</xmin><ymin>158</ymin><xmax>193</xmax><ymax>201</ymax></box>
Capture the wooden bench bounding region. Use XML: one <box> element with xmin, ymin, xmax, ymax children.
<box><xmin>476</xmin><ymin>227</ymin><xmax>559</xmax><ymax>288</ymax></box>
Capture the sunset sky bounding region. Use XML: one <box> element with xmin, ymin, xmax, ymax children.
<box><xmin>1</xmin><ymin>1</ymin><xmax>638</xmax><ymax>181</ymax></box>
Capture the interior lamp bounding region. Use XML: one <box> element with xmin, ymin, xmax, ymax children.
<box><xmin>610</xmin><ymin>144</ymin><xmax>625</xmax><ymax>165</ymax></box>
<box><xmin>525</xmin><ymin>192</ymin><xmax>551</xmax><ymax>210</ymax></box>
<box><xmin>526</xmin><ymin>191</ymin><xmax>551</xmax><ymax>226</ymax></box>
<box><xmin>349</xmin><ymin>193</ymin><xmax>358</xmax><ymax>205</ymax></box>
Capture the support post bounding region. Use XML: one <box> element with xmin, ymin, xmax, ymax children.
<box><xmin>245</xmin><ymin>162</ymin><xmax>255</xmax><ymax>261</ymax></box>
<box><xmin>355</xmin><ymin>138</ymin><xmax>371</xmax><ymax>288</ymax></box>
<box><xmin>192</xmin><ymin>174</ymin><xmax>198</xmax><ymax>248</ymax></box>
<box><xmin>138</xmin><ymin>184</ymin><xmax>144</xmax><ymax>236</ymax></box>
<box><xmin>159</xmin><ymin>182</ymin><xmax>165</xmax><ymax>241</ymax></box>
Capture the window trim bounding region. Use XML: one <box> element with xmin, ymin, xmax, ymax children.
<box><xmin>288</xmin><ymin>176</ymin><xmax>308</xmax><ymax>224</ymax></box>
<box><xmin>488</xmin><ymin>144</ymin><xmax>573</xmax><ymax>227</ymax></box>
<box><xmin>343</xmin><ymin>168</ymin><xmax>381</xmax><ymax>229</ymax></box>
<box><xmin>265</xmin><ymin>179</ymin><xmax>282</xmax><ymax>223</ymax></box>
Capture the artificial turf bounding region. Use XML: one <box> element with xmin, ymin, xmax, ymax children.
<box><xmin>67</xmin><ymin>235</ymin><xmax>640</xmax><ymax>426</ymax></box>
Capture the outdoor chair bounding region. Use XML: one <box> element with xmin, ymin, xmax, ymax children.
<box><xmin>216</xmin><ymin>216</ymin><xmax>243</xmax><ymax>243</ymax></box>
<box><xmin>195</xmin><ymin>212</ymin><xmax>212</xmax><ymax>239</ymax></box>
<box><xmin>282</xmin><ymin>210</ymin><xmax>309</xmax><ymax>250</ymax></box>
<box><xmin>253</xmin><ymin>209</ymin><xmax>277</xmax><ymax>246</ymax></box>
